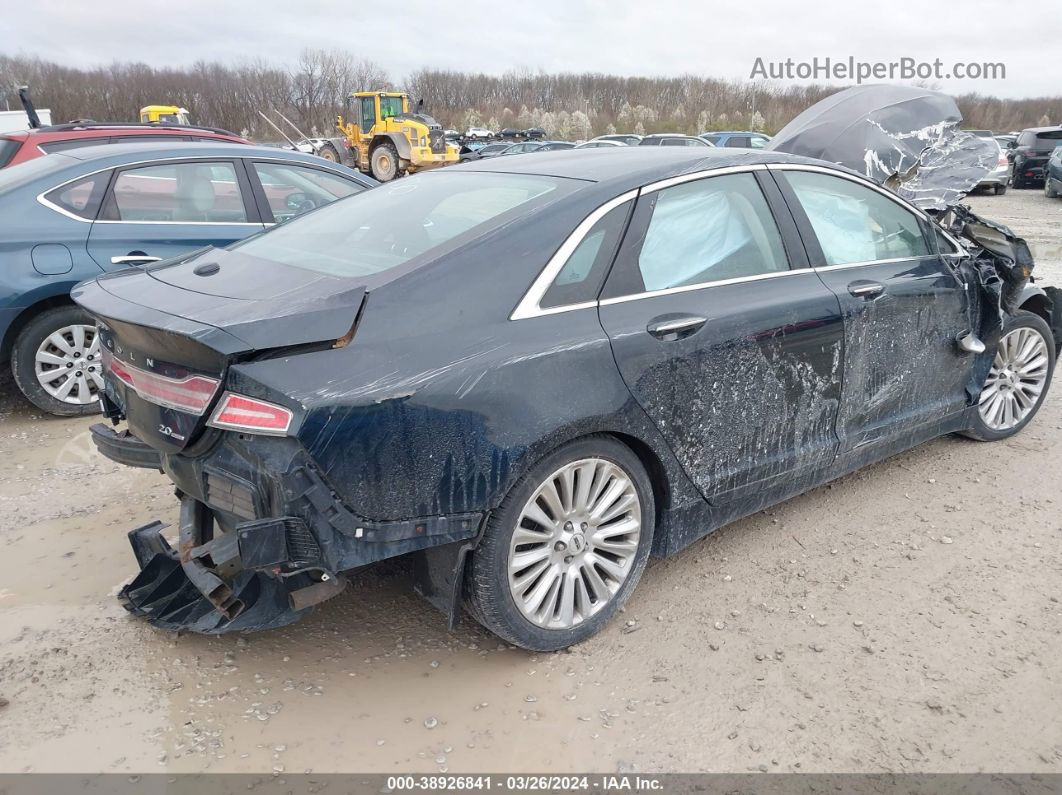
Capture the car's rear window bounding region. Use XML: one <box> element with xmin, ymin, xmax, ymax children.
<box><xmin>0</xmin><ymin>138</ymin><xmax>20</xmax><ymax>168</ymax></box>
<box><xmin>231</xmin><ymin>171</ymin><xmax>576</xmax><ymax>278</ymax></box>
<box><xmin>1033</xmin><ymin>131</ymin><xmax>1062</xmax><ymax>151</ymax></box>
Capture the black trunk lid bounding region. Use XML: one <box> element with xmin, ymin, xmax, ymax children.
<box><xmin>73</xmin><ymin>248</ymin><xmax>365</xmax><ymax>454</ymax></box>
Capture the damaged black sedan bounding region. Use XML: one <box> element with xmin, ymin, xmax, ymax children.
<box><xmin>74</xmin><ymin>146</ymin><xmax>1059</xmax><ymax>651</ymax></box>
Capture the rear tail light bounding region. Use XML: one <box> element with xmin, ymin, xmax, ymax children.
<box><xmin>208</xmin><ymin>393</ymin><xmax>293</xmax><ymax>435</ymax></box>
<box><xmin>102</xmin><ymin>349</ymin><xmax>219</xmax><ymax>415</ymax></box>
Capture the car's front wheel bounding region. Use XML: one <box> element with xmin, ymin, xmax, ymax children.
<box><xmin>1046</xmin><ymin>178</ymin><xmax>1060</xmax><ymax>199</ymax></box>
<box><xmin>963</xmin><ymin>310</ymin><xmax>1055</xmax><ymax>441</ymax></box>
<box><xmin>11</xmin><ymin>305</ymin><xmax>104</xmax><ymax>416</ymax></box>
<box><xmin>467</xmin><ymin>436</ymin><xmax>655</xmax><ymax>651</ymax></box>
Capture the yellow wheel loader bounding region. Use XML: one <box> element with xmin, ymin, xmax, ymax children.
<box><xmin>139</xmin><ymin>105</ymin><xmax>191</xmax><ymax>125</ymax></box>
<box><xmin>336</xmin><ymin>92</ymin><xmax>458</xmax><ymax>181</ymax></box>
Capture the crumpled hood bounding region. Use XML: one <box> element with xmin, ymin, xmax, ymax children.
<box><xmin>767</xmin><ymin>84</ymin><xmax>999</xmax><ymax>211</ymax></box>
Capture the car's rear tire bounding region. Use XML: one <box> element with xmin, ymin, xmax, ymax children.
<box><xmin>11</xmin><ymin>305</ymin><xmax>103</xmax><ymax>417</ymax></box>
<box><xmin>370</xmin><ymin>142</ymin><xmax>400</xmax><ymax>182</ymax></box>
<box><xmin>962</xmin><ymin>310</ymin><xmax>1055</xmax><ymax>442</ymax></box>
<box><xmin>1046</xmin><ymin>179</ymin><xmax>1060</xmax><ymax>199</ymax></box>
<box><xmin>467</xmin><ymin>435</ymin><xmax>655</xmax><ymax>651</ymax></box>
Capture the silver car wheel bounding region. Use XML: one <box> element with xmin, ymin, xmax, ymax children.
<box><xmin>507</xmin><ymin>458</ymin><xmax>642</xmax><ymax>629</ymax></box>
<box><xmin>34</xmin><ymin>324</ymin><xmax>103</xmax><ymax>405</ymax></box>
<box><xmin>978</xmin><ymin>326</ymin><xmax>1050</xmax><ymax>431</ymax></box>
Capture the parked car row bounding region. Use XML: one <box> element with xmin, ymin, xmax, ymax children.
<box><xmin>446</xmin><ymin>129</ymin><xmax>776</xmax><ymax>150</ymax></box>
<box><xmin>1007</xmin><ymin>126</ymin><xmax>1062</xmax><ymax>189</ymax></box>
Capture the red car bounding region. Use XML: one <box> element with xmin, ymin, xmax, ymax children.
<box><xmin>0</xmin><ymin>123</ymin><xmax>249</xmax><ymax>169</ymax></box>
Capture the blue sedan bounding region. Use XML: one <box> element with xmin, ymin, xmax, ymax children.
<box><xmin>0</xmin><ymin>143</ymin><xmax>375</xmax><ymax>415</ymax></box>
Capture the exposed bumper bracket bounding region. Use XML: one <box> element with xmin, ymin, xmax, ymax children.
<box><xmin>118</xmin><ymin>518</ymin><xmax>310</xmax><ymax>634</ymax></box>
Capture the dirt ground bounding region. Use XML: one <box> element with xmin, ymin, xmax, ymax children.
<box><xmin>1</xmin><ymin>189</ymin><xmax>1060</xmax><ymax>775</ymax></box>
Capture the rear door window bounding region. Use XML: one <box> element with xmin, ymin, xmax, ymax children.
<box><xmin>251</xmin><ymin>162</ymin><xmax>364</xmax><ymax>222</ymax></box>
<box><xmin>726</xmin><ymin>136</ymin><xmax>751</xmax><ymax>148</ymax></box>
<box><xmin>104</xmin><ymin>161</ymin><xmax>248</xmax><ymax>223</ymax></box>
<box><xmin>43</xmin><ymin>171</ymin><xmax>111</xmax><ymax>220</ymax></box>
<box><xmin>608</xmin><ymin>172</ymin><xmax>789</xmax><ymax>296</ymax></box>
<box><xmin>783</xmin><ymin>170</ymin><xmax>929</xmax><ymax>265</ymax></box>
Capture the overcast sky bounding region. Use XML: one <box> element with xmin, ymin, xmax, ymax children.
<box><xmin>5</xmin><ymin>0</ymin><xmax>1058</xmax><ymax>99</ymax></box>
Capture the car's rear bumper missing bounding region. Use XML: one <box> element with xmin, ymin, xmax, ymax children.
<box><xmin>118</xmin><ymin>496</ymin><xmax>344</xmax><ymax>634</ymax></box>
<box><xmin>106</xmin><ymin>426</ymin><xmax>485</xmax><ymax>634</ymax></box>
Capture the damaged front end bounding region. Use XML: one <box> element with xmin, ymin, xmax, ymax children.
<box><xmin>767</xmin><ymin>84</ymin><xmax>999</xmax><ymax>212</ymax></box>
<box><xmin>941</xmin><ymin>204</ymin><xmax>1061</xmax><ymax>400</ymax></box>
<box><xmin>770</xmin><ymin>83</ymin><xmax>1061</xmax><ymax>386</ymax></box>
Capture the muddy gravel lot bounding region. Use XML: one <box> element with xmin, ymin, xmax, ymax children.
<box><xmin>1</xmin><ymin>189</ymin><xmax>1060</xmax><ymax>775</ymax></box>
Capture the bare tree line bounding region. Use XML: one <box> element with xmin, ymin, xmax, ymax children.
<box><xmin>2</xmin><ymin>51</ymin><xmax>1058</xmax><ymax>141</ymax></box>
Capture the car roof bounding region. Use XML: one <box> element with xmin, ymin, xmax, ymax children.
<box><xmin>709</xmin><ymin>131</ymin><xmax>769</xmax><ymax>136</ymax></box>
<box><xmin>0</xmin><ymin>142</ymin><xmax>366</xmax><ymax>194</ymax></box>
<box><xmin>3</xmin><ymin>125</ymin><xmax>243</xmax><ymax>142</ymax></box>
<box><xmin>1020</xmin><ymin>126</ymin><xmax>1062</xmax><ymax>134</ymax></box>
<box><xmin>453</xmin><ymin>146</ymin><xmax>846</xmax><ymax>193</ymax></box>
<box><xmin>52</xmin><ymin>141</ymin><xmax>347</xmax><ymax>165</ymax></box>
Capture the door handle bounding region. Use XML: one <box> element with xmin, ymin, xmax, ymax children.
<box><xmin>847</xmin><ymin>280</ymin><xmax>885</xmax><ymax>299</ymax></box>
<box><xmin>647</xmin><ymin>314</ymin><xmax>707</xmax><ymax>341</ymax></box>
<box><xmin>111</xmin><ymin>255</ymin><xmax>161</xmax><ymax>265</ymax></box>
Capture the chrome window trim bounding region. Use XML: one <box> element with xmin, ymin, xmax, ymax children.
<box><xmin>598</xmin><ymin>267</ymin><xmax>811</xmax><ymax>307</ymax></box>
<box><xmin>508</xmin><ymin>161</ymin><xmax>971</xmax><ymax>318</ymax></box>
<box><xmin>35</xmin><ymin>154</ymin><xmax>360</xmax><ymax>225</ymax></box>
<box><xmin>509</xmin><ymin>189</ymin><xmax>638</xmax><ymax>320</ymax></box>
<box><xmin>813</xmin><ymin>255</ymin><xmax>935</xmax><ymax>272</ymax></box>
<box><xmin>510</xmin><ymin>165</ymin><xmax>777</xmax><ymax>320</ymax></box>
<box><xmin>639</xmin><ymin>163</ymin><xmax>768</xmax><ymax>194</ymax></box>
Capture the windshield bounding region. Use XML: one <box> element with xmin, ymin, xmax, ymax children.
<box><xmin>380</xmin><ymin>96</ymin><xmax>404</xmax><ymax>119</ymax></box>
<box><xmin>230</xmin><ymin>171</ymin><xmax>575</xmax><ymax>279</ymax></box>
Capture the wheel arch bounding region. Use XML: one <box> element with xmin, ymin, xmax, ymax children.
<box><xmin>1019</xmin><ymin>285</ymin><xmax>1062</xmax><ymax>353</ymax></box>
<box><xmin>370</xmin><ymin>133</ymin><xmax>411</xmax><ymax>162</ymax></box>
<box><xmin>1</xmin><ymin>290</ymin><xmax>80</xmax><ymax>363</ymax></box>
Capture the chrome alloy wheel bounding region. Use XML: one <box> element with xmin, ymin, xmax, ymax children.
<box><xmin>978</xmin><ymin>326</ymin><xmax>1050</xmax><ymax>431</ymax></box>
<box><xmin>507</xmin><ymin>458</ymin><xmax>642</xmax><ymax>629</ymax></box>
<box><xmin>34</xmin><ymin>324</ymin><xmax>103</xmax><ymax>405</ymax></box>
